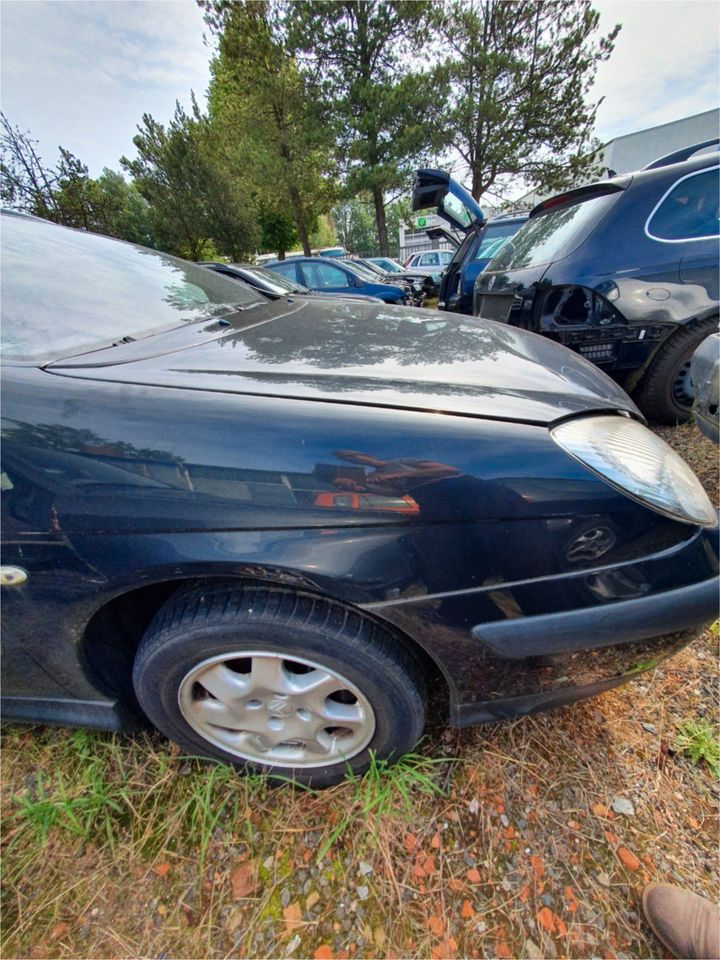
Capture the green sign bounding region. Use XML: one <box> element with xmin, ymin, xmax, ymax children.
<box><xmin>415</xmin><ymin>216</ymin><xmax>427</xmax><ymax>228</ymax></box>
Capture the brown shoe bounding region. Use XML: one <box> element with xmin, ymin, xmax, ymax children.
<box><xmin>642</xmin><ymin>883</ymin><xmax>720</xmax><ymax>959</ymax></box>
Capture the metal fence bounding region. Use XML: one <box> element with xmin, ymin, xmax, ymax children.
<box><xmin>341</xmin><ymin>243</ymin><xmax>454</xmax><ymax>263</ymax></box>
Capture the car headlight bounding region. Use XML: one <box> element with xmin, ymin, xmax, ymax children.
<box><xmin>551</xmin><ymin>415</ymin><xmax>717</xmax><ymax>527</ymax></box>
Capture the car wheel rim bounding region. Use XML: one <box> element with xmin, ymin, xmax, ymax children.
<box><xmin>672</xmin><ymin>358</ymin><xmax>694</xmax><ymax>407</ymax></box>
<box><xmin>178</xmin><ymin>651</ymin><xmax>376</xmax><ymax>768</ymax></box>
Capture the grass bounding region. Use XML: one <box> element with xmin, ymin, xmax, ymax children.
<box><xmin>675</xmin><ymin>720</ymin><xmax>720</xmax><ymax>779</ymax></box>
<box><xmin>1</xmin><ymin>422</ymin><xmax>718</xmax><ymax>960</ymax></box>
<box><xmin>316</xmin><ymin>750</ymin><xmax>453</xmax><ymax>861</ymax></box>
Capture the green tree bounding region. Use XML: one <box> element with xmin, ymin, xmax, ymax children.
<box><xmin>386</xmin><ymin>197</ymin><xmax>414</xmax><ymax>253</ymax></box>
<box><xmin>289</xmin><ymin>0</ymin><xmax>438</xmax><ymax>256</ymax></box>
<box><xmin>257</xmin><ymin>205</ymin><xmax>298</xmax><ymax>259</ymax></box>
<box><xmin>202</xmin><ymin>0</ymin><xmax>337</xmax><ymax>257</ymax></box>
<box><xmin>93</xmin><ymin>169</ymin><xmax>157</xmax><ymax>247</ymax></box>
<box><xmin>333</xmin><ymin>197</ymin><xmax>377</xmax><ymax>254</ymax></box>
<box><xmin>122</xmin><ymin>99</ymin><xmax>257</xmax><ymax>260</ymax></box>
<box><xmin>309</xmin><ymin>214</ymin><xmax>338</xmax><ymax>251</ymax></box>
<box><xmin>1</xmin><ymin>113</ymin><xmax>157</xmax><ymax>245</ymax></box>
<box><xmin>437</xmin><ymin>0</ymin><xmax>619</xmax><ymax>201</ymax></box>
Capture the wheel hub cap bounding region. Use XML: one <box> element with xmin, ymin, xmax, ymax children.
<box><xmin>178</xmin><ymin>651</ymin><xmax>376</xmax><ymax>768</ymax></box>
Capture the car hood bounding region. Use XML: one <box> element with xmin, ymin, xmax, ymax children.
<box><xmin>48</xmin><ymin>298</ymin><xmax>640</xmax><ymax>425</ymax></box>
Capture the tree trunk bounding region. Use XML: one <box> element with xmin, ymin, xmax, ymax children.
<box><xmin>297</xmin><ymin>219</ymin><xmax>311</xmax><ymax>256</ymax></box>
<box><xmin>372</xmin><ymin>186</ymin><xmax>389</xmax><ymax>256</ymax></box>
<box><xmin>471</xmin><ymin>166</ymin><xmax>483</xmax><ymax>201</ymax></box>
<box><xmin>288</xmin><ymin>183</ymin><xmax>312</xmax><ymax>255</ymax></box>
<box><xmin>278</xmin><ymin>249</ymin><xmax>286</xmax><ymax>260</ymax></box>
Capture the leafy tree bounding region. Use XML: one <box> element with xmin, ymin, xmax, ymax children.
<box><xmin>93</xmin><ymin>169</ymin><xmax>157</xmax><ymax>247</ymax></box>
<box><xmin>1</xmin><ymin>113</ymin><xmax>157</xmax><ymax>244</ymax></box>
<box><xmin>437</xmin><ymin>0</ymin><xmax>619</xmax><ymax>200</ymax></box>
<box><xmin>122</xmin><ymin>99</ymin><xmax>257</xmax><ymax>261</ymax></box>
<box><xmin>1</xmin><ymin>113</ymin><xmax>63</xmax><ymax>220</ymax></box>
<box><xmin>258</xmin><ymin>205</ymin><xmax>298</xmax><ymax>259</ymax></box>
<box><xmin>309</xmin><ymin>214</ymin><xmax>338</xmax><ymax>251</ymax></box>
<box><xmin>288</xmin><ymin>0</ymin><xmax>438</xmax><ymax>255</ymax></box>
<box><xmin>385</xmin><ymin>197</ymin><xmax>414</xmax><ymax>253</ymax></box>
<box><xmin>202</xmin><ymin>0</ymin><xmax>337</xmax><ymax>257</ymax></box>
<box><xmin>333</xmin><ymin>194</ymin><xmax>413</xmax><ymax>255</ymax></box>
<box><xmin>333</xmin><ymin>197</ymin><xmax>377</xmax><ymax>254</ymax></box>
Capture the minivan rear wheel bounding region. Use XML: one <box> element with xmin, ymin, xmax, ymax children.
<box><xmin>132</xmin><ymin>581</ymin><xmax>427</xmax><ymax>787</ymax></box>
<box><xmin>633</xmin><ymin>318</ymin><xmax>717</xmax><ymax>424</ymax></box>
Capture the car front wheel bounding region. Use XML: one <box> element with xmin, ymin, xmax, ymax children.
<box><xmin>132</xmin><ymin>581</ymin><xmax>427</xmax><ymax>787</ymax></box>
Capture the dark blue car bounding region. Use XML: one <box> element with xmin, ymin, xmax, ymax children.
<box><xmin>267</xmin><ymin>256</ymin><xmax>408</xmax><ymax>304</ymax></box>
<box><xmin>412</xmin><ymin>169</ymin><xmax>527</xmax><ymax>314</ymax></box>
<box><xmin>474</xmin><ymin>140</ymin><xmax>720</xmax><ymax>423</ymax></box>
<box><xmin>2</xmin><ymin>213</ymin><xmax>717</xmax><ymax>787</ymax></box>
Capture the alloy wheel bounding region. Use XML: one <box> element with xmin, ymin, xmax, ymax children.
<box><xmin>178</xmin><ymin>650</ymin><xmax>375</xmax><ymax>768</ymax></box>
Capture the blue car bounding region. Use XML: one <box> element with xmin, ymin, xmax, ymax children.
<box><xmin>267</xmin><ymin>257</ymin><xmax>409</xmax><ymax>304</ymax></box>
<box><xmin>412</xmin><ymin>169</ymin><xmax>528</xmax><ymax>314</ymax></box>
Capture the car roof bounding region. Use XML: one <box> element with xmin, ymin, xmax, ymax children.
<box><xmin>531</xmin><ymin>150</ymin><xmax>719</xmax><ymax>219</ymax></box>
<box><xmin>486</xmin><ymin>212</ymin><xmax>530</xmax><ymax>225</ymax></box>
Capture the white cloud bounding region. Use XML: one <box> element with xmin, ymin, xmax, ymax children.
<box><xmin>1</xmin><ymin>0</ymin><xmax>717</xmax><ymax>181</ymax></box>
<box><xmin>0</xmin><ymin>0</ymin><xmax>212</xmax><ymax>174</ymax></box>
<box><xmin>592</xmin><ymin>0</ymin><xmax>720</xmax><ymax>141</ymax></box>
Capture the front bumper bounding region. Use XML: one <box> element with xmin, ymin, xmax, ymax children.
<box><xmin>471</xmin><ymin>577</ymin><xmax>718</xmax><ymax>659</ymax></box>
<box><xmin>453</xmin><ymin>623</ymin><xmax>704</xmax><ymax>725</ymax></box>
<box><xmin>453</xmin><ymin>576</ymin><xmax>718</xmax><ymax>726</ymax></box>
<box><xmin>368</xmin><ymin>525</ymin><xmax>719</xmax><ymax>727</ymax></box>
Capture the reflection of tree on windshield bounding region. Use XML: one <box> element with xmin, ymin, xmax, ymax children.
<box><xmin>162</xmin><ymin>280</ymin><xmax>210</xmax><ymax>311</ymax></box>
<box><xmin>489</xmin><ymin>203</ymin><xmax>583</xmax><ymax>272</ymax></box>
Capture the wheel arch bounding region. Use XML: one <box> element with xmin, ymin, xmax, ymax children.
<box><xmin>81</xmin><ymin>571</ymin><xmax>448</xmax><ymax>719</ymax></box>
<box><xmin>629</xmin><ymin>313</ymin><xmax>719</xmax><ymax>411</ymax></box>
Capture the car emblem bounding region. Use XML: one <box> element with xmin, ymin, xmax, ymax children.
<box><xmin>267</xmin><ymin>697</ymin><xmax>293</xmax><ymax>717</ymax></box>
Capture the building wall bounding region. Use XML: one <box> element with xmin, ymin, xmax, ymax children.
<box><xmin>516</xmin><ymin>109</ymin><xmax>719</xmax><ymax>209</ymax></box>
<box><xmin>603</xmin><ymin>108</ymin><xmax>719</xmax><ymax>175</ymax></box>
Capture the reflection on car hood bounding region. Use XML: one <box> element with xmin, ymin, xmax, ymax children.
<box><xmin>49</xmin><ymin>298</ymin><xmax>640</xmax><ymax>425</ymax></box>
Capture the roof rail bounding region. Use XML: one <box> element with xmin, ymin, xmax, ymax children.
<box><xmin>643</xmin><ymin>137</ymin><xmax>719</xmax><ymax>171</ymax></box>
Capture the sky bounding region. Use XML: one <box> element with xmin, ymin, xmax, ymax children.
<box><xmin>1</xmin><ymin>0</ymin><xmax>718</xmax><ymax>178</ymax></box>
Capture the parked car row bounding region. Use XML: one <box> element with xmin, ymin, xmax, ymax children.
<box><xmin>413</xmin><ymin>138</ymin><xmax>719</xmax><ymax>424</ymax></box>
<box><xmin>264</xmin><ymin>255</ymin><xmax>415</xmax><ymax>305</ymax></box>
<box><xmin>2</xmin><ymin>209</ymin><xmax>717</xmax><ymax>787</ymax></box>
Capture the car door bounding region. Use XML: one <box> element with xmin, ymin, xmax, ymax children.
<box><xmin>417</xmin><ymin>251</ymin><xmax>440</xmax><ymax>269</ymax></box>
<box><xmin>412</xmin><ymin>168</ymin><xmax>486</xmax><ymax>235</ymax></box>
<box><xmin>1</xmin><ymin>402</ymin><xmax>99</xmax><ymax>701</ymax></box>
<box><xmin>645</xmin><ymin>166</ymin><xmax>720</xmax><ymax>300</ymax></box>
<box><xmin>299</xmin><ymin>260</ymin><xmax>356</xmax><ymax>295</ymax></box>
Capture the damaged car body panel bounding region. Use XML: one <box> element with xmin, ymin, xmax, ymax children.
<box><xmin>474</xmin><ymin>151</ymin><xmax>720</xmax><ymax>423</ymax></box>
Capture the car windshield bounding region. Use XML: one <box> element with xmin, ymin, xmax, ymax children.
<box><xmin>1</xmin><ymin>215</ymin><xmax>265</xmax><ymax>362</ymax></box>
<box><xmin>241</xmin><ymin>264</ymin><xmax>307</xmax><ymax>294</ymax></box>
<box><xmin>372</xmin><ymin>259</ymin><xmax>403</xmax><ymax>273</ymax></box>
<box><xmin>474</xmin><ymin>221</ymin><xmax>524</xmax><ymax>260</ymax></box>
<box><xmin>487</xmin><ymin>192</ymin><xmax>623</xmax><ymax>272</ymax></box>
<box><xmin>356</xmin><ymin>260</ymin><xmax>385</xmax><ymax>276</ymax></box>
<box><xmin>345</xmin><ymin>262</ymin><xmax>379</xmax><ymax>283</ymax></box>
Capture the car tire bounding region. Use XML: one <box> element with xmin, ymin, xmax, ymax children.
<box><xmin>633</xmin><ymin>318</ymin><xmax>718</xmax><ymax>424</ymax></box>
<box><xmin>132</xmin><ymin>581</ymin><xmax>427</xmax><ymax>787</ymax></box>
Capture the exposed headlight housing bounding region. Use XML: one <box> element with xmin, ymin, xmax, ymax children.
<box><xmin>551</xmin><ymin>415</ymin><xmax>717</xmax><ymax>527</ymax></box>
